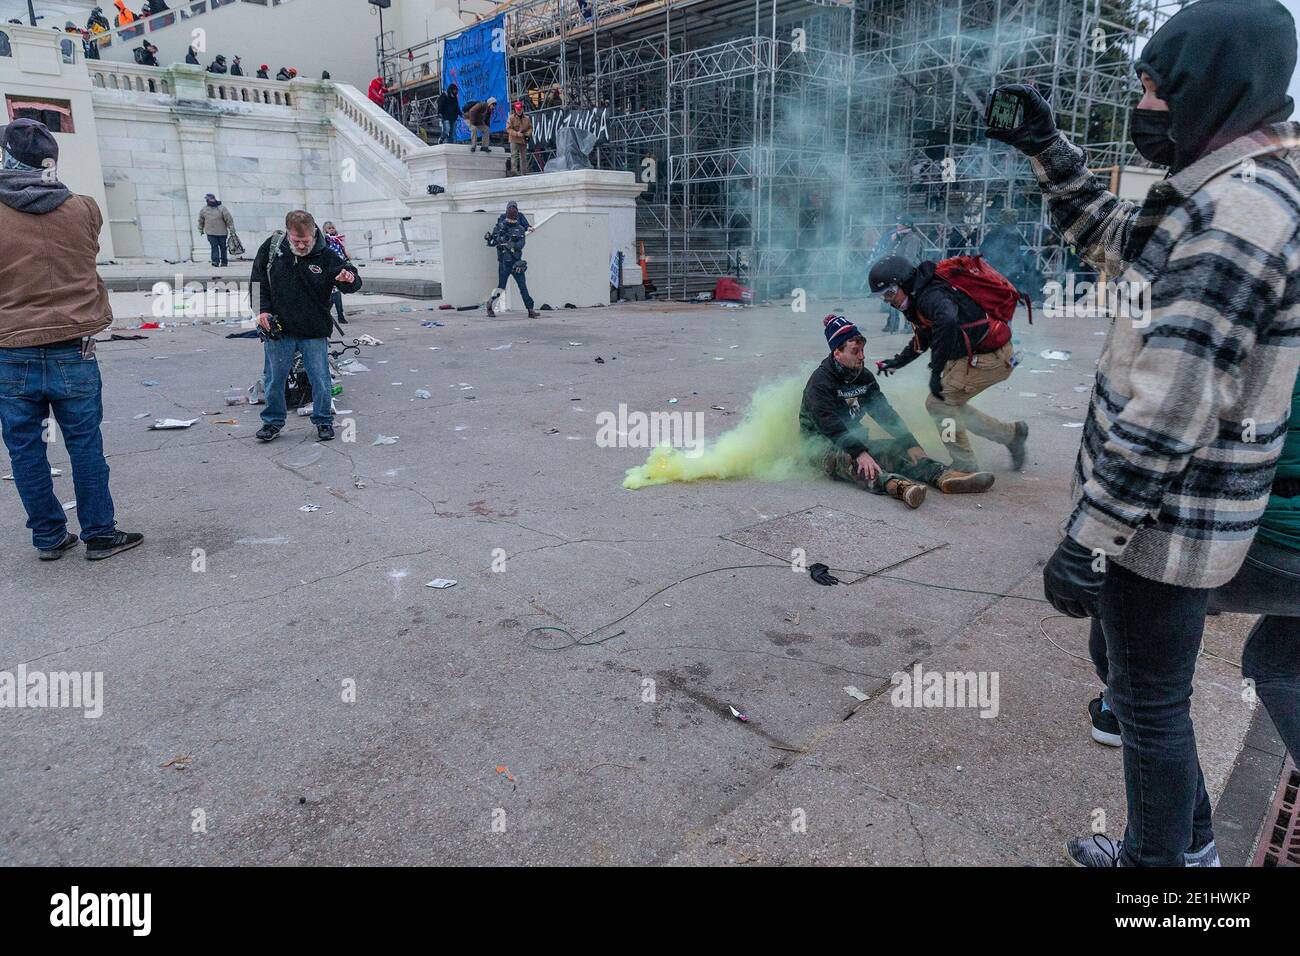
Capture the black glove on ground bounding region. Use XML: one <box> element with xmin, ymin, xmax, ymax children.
<box><xmin>808</xmin><ymin>563</ymin><xmax>840</xmax><ymax>587</ymax></box>
<box><xmin>1042</xmin><ymin>537</ymin><xmax>1105</xmax><ymax>619</ymax></box>
<box><xmin>985</xmin><ymin>83</ymin><xmax>1059</xmax><ymax>156</ymax></box>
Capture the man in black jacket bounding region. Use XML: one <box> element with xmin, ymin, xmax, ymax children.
<box><xmin>799</xmin><ymin>314</ymin><xmax>995</xmax><ymax>509</ymax></box>
<box><xmin>251</xmin><ymin>210</ymin><xmax>361</xmax><ymax>443</ymax></box>
<box><xmin>870</xmin><ymin>255</ymin><xmax>1028</xmax><ymax>472</ymax></box>
<box><xmin>436</xmin><ymin>82</ymin><xmax>461</xmax><ymax>144</ymax></box>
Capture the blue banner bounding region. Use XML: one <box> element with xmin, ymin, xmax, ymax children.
<box><xmin>442</xmin><ymin>14</ymin><xmax>508</xmax><ymax>141</ymax></box>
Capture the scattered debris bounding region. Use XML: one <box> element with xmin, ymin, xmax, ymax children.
<box><xmin>337</xmin><ymin>359</ymin><xmax>369</xmax><ymax>374</ymax></box>
<box><xmin>728</xmin><ymin>705</ymin><xmax>749</xmax><ymax>723</ymax></box>
<box><xmin>567</xmin><ymin>342</ymin><xmax>583</xmax><ymax>347</ymax></box>
<box><xmin>209</xmin><ymin>418</ymin><xmax>239</xmax><ymax>425</ymax></box>
<box><xmin>808</xmin><ymin>563</ymin><xmax>840</xmax><ymax>586</ymax></box>
<box><xmin>495</xmin><ymin>765</ymin><xmax>516</xmax><ymax>783</ymax></box>
<box><xmin>489</xmin><ymin>343</ymin><xmax>512</xmax><ymax>351</ymax></box>
<box><xmin>142</xmin><ymin>380</ymin><xmax>160</xmax><ymax>387</ymax></box>
<box><xmin>544</xmin><ymin>428</ymin><xmax>559</xmax><ymax>435</ymax></box>
<box><xmin>710</xmin><ymin>404</ymin><xmax>726</xmax><ymax>411</ymax></box>
<box><xmin>1063</xmin><ymin>422</ymin><xmax>1085</xmax><ymax>428</ymax></box>
<box><xmin>1040</xmin><ymin>349</ymin><xmax>1072</xmax><ymax>361</ymax></box>
<box><xmin>844</xmin><ymin>686</ymin><xmax>869</xmax><ymax>702</ymax></box>
<box><xmin>149</xmin><ymin>418</ymin><xmax>197</xmax><ymax>430</ymax></box>
<box><xmin>132</xmin><ymin>413</ymin><xmax>150</xmax><ymax>420</ymax></box>
<box><xmin>161</xmin><ymin>755</ymin><xmax>192</xmax><ymax>769</ymax></box>
<box><xmin>667</xmin><ymin>398</ymin><xmax>678</xmax><ymax>404</ymax></box>
<box><xmin>373</xmin><ymin>435</ymin><xmax>399</xmax><ymax>445</ymax></box>
<box><xmin>355</xmin><ymin>334</ymin><xmax>383</xmax><ymax>346</ymax></box>
<box><xmin>414</xmin><ymin>389</ymin><xmax>431</xmax><ymax>399</ymax></box>
<box><xmin>594</xmin><ymin>356</ymin><xmax>605</xmax><ymax>364</ymax></box>
<box><xmin>299</xmin><ymin>504</ymin><xmax>320</xmax><ymax>512</ymax></box>
<box><xmin>425</xmin><ymin>578</ymin><xmax>457</xmax><ymax>589</ymax></box>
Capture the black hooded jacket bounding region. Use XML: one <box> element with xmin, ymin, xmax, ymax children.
<box><xmin>1136</xmin><ymin>0</ymin><xmax>1296</xmax><ymax>173</ymax></box>
<box><xmin>252</xmin><ymin>230</ymin><xmax>362</xmax><ymax>339</ymax></box>
<box><xmin>437</xmin><ymin>87</ymin><xmax>461</xmax><ymax>122</ymax></box>
<box><xmin>886</xmin><ymin>261</ymin><xmax>999</xmax><ymax>392</ymax></box>
<box><xmin>799</xmin><ymin>354</ymin><xmax>919</xmax><ymax>458</ymax></box>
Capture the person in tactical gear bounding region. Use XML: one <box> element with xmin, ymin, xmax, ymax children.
<box><xmin>484</xmin><ymin>201</ymin><xmax>539</xmax><ymax>318</ymax></box>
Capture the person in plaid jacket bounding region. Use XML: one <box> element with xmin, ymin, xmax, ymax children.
<box><xmin>989</xmin><ymin>0</ymin><xmax>1300</xmax><ymax>867</ymax></box>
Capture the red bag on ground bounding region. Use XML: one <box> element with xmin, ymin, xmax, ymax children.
<box><xmin>712</xmin><ymin>277</ymin><xmax>752</xmax><ymax>303</ymax></box>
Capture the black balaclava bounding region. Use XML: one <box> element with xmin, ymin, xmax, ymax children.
<box><xmin>1135</xmin><ymin>0</ymin><xmax>1297</xmax><ymax>173</ymax></box>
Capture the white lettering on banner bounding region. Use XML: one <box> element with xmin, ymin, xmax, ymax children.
<box><xmin>530</xmin><ymin>107</ymin><xmax>612</xmax><ymax>148</ymax></box>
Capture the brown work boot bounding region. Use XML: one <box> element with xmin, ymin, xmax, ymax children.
<box><xmin>936</xmin><ymin>469</ymin><xmax>995</xmax><ymax>493</ymax></box>
<box><xmin>885</xmin><ymin>477</ymin><xmax>927</xmax><ymax>509</ymax></box>
<box><xmin>527</xmin><ymin>309</ymin><xmax>539</xmax><ymax>318</ymax></box>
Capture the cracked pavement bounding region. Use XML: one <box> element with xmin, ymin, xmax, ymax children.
<box><xmin>0</xmin><ymin>299</ymin><xmax>1259</xmax><ymax>864</ymax></box>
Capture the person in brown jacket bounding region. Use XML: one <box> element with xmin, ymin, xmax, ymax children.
<box><xmin>506</xmin><ymin>100</ymin><xmax>533</xmax><ymax>176</ymax></box>
<box><xmin>463</xmin><ymin>96</ymin><xmax>496</xmax><ymax>152</ymax></box>
<box><xmin>0</xmin><ymin>120</ymin><xmax>142</xmax><ymax>561</ymax></box>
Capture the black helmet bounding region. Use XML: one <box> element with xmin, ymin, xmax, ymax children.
<box><xmin>868</xmin><ymin>255</ymin><xmax>916</xmax><ymax>293</ymax></box>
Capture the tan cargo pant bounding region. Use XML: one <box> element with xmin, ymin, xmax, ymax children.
<box><xmin>924</xmin><ymin>342</ymin><xmax>1017</xmax><ymax>471</ymax></box>
<box><xmin>510</xmin><ymin>141</ymin><xmax>528</xmax><ymax>175</ymax></box>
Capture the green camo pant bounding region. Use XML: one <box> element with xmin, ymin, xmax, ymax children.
<box><xmin>818</xmin><ymin>436</ymin><xmax>945</xmax><ymax>494</ymax></box>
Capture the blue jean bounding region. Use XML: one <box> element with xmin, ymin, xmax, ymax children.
<box><xmin>497</xmin><ymin>260</ymin><xmax>534</xmax><ymax>310</ymax></box>
<box><xmin>0</xmin><ymin>344</ymin><xmax>117</xmax><ymax>548</ymax></box>
<box><xmin>1087</xmin><ymin>563</ymin><xmax>1213</xmax><ymax>866</ymax></box>
<box><xmin>260</xmin><ymin>336</ymin><xmax>333</xmax><ymax>427</ymax></box>
<box><xmin>207</xmin><ymin>234</ymin><xmax>228</xmax><ymax>266</ymax></box>
<box><xmin>1208</xmin><ymin>536</ymin><xmax>1300</xmax><ymax>764</ymax></box>
<box><xmin>440</xmin><ymin>118</ymin><xmax>454</xmax><ymax>143</ymax></box>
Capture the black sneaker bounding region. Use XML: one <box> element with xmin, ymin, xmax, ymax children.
<box><xmin>1008</xmin><ymin>421</ymin><xmax>1029</xmax><ymax>471</ymax></box>
<box><xmin>317</xmin><ymin>423</ymin><xmax>335</xmax><ymax>442</ymax></box>
<box><xmin>256</xmin><ymin>424</ymin><xmax>281</xmax><ymax>442</ymax></box>
<box><xmin>1089</xmin><ymin>694</ymin><xmax>1122</xmax><ymax>747</ymax></box>
<box><xmin>85</xmin><ymin>530</ymin><xmax>144</xmax><ymax>561</ymax></box>
<box><xmin>1065</xmin><ymin>833</ymin><xmax>1121</xmax><ymax>867</ymax></box>
<box><xmin>38</xmin><ymin>532</ymin><xmax>80</xmax><ymax>561</ymax></box>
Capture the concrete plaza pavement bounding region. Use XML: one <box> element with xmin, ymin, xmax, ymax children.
<box><xmin>0</xmin><ymin>296</ymin><xmax>1263</xmax><ymax>865</ymax></box>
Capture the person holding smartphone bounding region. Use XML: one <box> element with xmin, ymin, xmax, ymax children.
<box><xmin>988</xmin><ymin>0</ymin><xmax>1300</xmax><ymax>867</ymax></box>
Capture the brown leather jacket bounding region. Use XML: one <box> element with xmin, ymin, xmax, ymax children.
<box><xmin>0</xmin><ymin>195</ymin><xmax>113</xmax><ymax>347</ymax></box>
<box><xmin>507</xmin><ymin>112</ymin><xmax>533</xmax><ymax>144</ymax></box>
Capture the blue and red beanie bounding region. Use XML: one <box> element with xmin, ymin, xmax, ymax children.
<box><xmin>823</xmin><ymin>313</ymin><xmax>860</xmax><ymax>352</ymax></box>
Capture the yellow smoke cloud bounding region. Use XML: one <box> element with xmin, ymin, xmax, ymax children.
<box><xmin>623</xmin><ymin>372</ymin><xmax>829</xmax><ymax>489</ymax></box>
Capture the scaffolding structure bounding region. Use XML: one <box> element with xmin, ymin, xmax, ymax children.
<box><xmin>384</xmin><ymin>0</ymin><xmax>1188</xmax><ymax>299</ymax></box>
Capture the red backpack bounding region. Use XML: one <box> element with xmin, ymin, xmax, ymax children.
<box><xmin>919</xmin><ymin>255</ymin><xmax>1032</xmax><ymax>357</ymax></box>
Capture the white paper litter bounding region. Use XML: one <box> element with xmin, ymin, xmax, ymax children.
<box><xmin>299</xmin><ymin>504</ymin><xmax>320</xmax><ymax>512</ymax></box>
<box><xmin>1040</xmin><ymin>349</ymin><xmax>1072</xmax><ymax>361</ymax></box>
<box><xmin>373</xmin><ymin>435</ymin><xmax>399</xmax><ymax>445</ymax></box>
<box><xmin>355</xmin><ymin>334</ymin><xmax>383</xmax><ymax>346</ymax></box>
<box><xmin>425</xmin><ymin>578</ymin><xmax>457</xmax><ymax>589</ymax></box>
<box><xmin>149</xmin><ymin>418</ymin><xmax>198</xmax><ymax>430</ymax></box>
<box><xmin>1063</xmin><ymin>422</ymin><xmax>1085</xmax><ymax>428</ymax></box>
<box><xmin>844</xmin><ymin>686</ymin><xmax>869</xmax><ymax>702</ymax></box>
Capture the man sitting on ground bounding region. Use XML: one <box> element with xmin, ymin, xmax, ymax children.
<box><xmin>799</xmin><ymin>313</ymin><xmax>994</xmax><ymax>509</ymax></box>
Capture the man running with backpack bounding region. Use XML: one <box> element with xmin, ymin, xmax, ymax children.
<box><xmin>868</xmin><ymin>254</ymin><xmax>1030</xmax><ymax>473</ymax></box>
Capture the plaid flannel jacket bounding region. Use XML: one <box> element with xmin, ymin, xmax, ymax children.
<box><xmin>1031</xmin><ymin>122</ymin><xmax>1300</xmax><ymax>587</ymax></box>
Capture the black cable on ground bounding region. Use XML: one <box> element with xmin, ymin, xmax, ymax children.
<box><xmin>525</xmin><ymin>550</ymin><xmax>1053</xmax><ymax>651</ymax></box>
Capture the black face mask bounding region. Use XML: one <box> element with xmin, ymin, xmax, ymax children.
<box><xmin>1130</xmin><ymin>109</ymin><xmax>1176</xmax><ymax>166</ymax></box>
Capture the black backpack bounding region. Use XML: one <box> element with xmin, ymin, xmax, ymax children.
<box><xmin>132</xmin><ymin>46</ymin><xmax>146</xmax><ymax>64</ymax></box>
